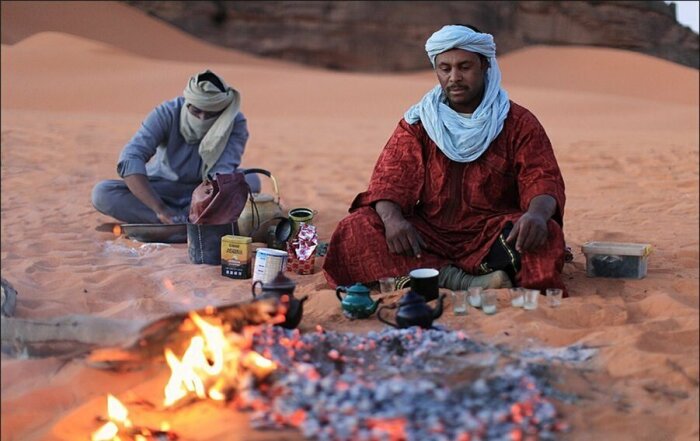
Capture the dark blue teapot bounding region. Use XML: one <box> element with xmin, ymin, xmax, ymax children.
<box><xmin>251</xmin><ymin>271</ymin><xmax>308</xmax><ymax>329</ymax></box>
<box><xmin>377</xmin><ymin>289</ymin><xmax>444</xmax><ymax>329</ymax></box>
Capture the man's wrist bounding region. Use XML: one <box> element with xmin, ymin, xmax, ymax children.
<box><xmin>153</xmin><ymin>204</ymin><xmax>169</xmax><ymax>216</ymax></box>
<box><xmin>526</xmin><ymin>195</ymin><xmax>556</xmax><ymax>222</ymax></box>
<box><xmin>374</xmin><ymin>200</ymin><xmax>402</xmax><ymax>223</ymax></box>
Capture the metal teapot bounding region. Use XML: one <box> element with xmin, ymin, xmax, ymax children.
<box><xmin>377</xmin><ymin>289</ymin><xmax>445</xmax><ymax>329</ymax></box>
<box><xmin>335</xmin><ymin>283</ymin><xmax>382</xmax><ymax>319</ymax></box>
<box><xmin>251</xmin><ymin>271</ymin><xmax>308</xmax><ymax>329</ymax></box>
<box><xmin>239</xmin><ymin>169</ymin><xmax>285</xmax><ymax>242</ymax></box>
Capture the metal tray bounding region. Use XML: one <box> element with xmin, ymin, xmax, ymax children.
<box><xmin>120</xmin><ymin>223</ymin><xmax>188</xmax><ymax>243</ymax></box>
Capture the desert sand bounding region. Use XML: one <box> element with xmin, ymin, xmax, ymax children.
<box><xmin>1</xmin><ymin>2</ymin><xmax>698</xmax><ymax>441</ymax></box>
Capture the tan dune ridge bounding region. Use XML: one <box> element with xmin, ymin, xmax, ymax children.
<box><xmin>1</xmin><ymin>2</ymin><xmax>698</xmax><ymax>441</ymax></box>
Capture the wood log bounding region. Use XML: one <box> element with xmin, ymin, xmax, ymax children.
<box><xmin>1</xmin><ymin>299</ymin><xmax>283</xmax><ymax>369</ymax></box>
<box><xmin>1</xmin><ymin>277</ymin><xmax>18</xmax><ymax>317</ymax></box>
<box><xmin>1</xmin><ymin>314</ymin><xmax>142</xmax><ymax>359</ymax></box>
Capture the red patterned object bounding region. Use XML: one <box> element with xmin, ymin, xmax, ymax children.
<box><xmin>287</xmin><ymin>245</ymin><xmax>316</xmax><ymax>274</ymax></box>
<box><xmin>287</xmin><ymin>223</ymin><xmax>318</xmax><ymax>275</ymax></box>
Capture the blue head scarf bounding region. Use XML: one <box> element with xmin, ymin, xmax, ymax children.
<box><xmin>404</xmin><ymin>25</ymin><xmax>510</xmax><ymax>162</ymax></box>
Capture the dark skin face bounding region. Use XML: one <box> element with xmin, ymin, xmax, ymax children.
<box><xmin>435</xmin><ymin>49</ymin><xmax>488</xmax><ymax>114</ymax></box>
<box><xmin>187</xmin><ymin>103</ymin><xmax>222</xmax><ymax>120</ymax></box>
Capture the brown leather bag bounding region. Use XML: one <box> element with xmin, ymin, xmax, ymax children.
<box><xmin>188</xmin><ymin>172</ymin><xmax>250</xmax><ymax>225</ymax></box>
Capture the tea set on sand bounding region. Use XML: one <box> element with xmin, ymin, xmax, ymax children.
<box><xmin>336</xmin><ymin>267</ymin><xmax>446</xmax><ymax>329</ymax></box>
<box><xmin>251</xmin><ymin>262</ymin><xmax>557</xmax><ymax>331</ymax></box>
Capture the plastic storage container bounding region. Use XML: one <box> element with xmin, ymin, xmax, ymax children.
<box><xmin>581</xmin><ymin>242</ymin><xmax>652</xmax><ymax>279</ymax></box>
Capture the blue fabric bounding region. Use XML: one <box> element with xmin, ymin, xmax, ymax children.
<box><xmin>117</xmin><ymin>97</ymin><xmax>249</xmax><ymax>183</ymax></box>
<box><xmin>91</xmin><ymin>174</ymin><xmax>261</xmax><ymax>223</ymax></box>
<box><xmin>404</xmin><ymin>25</ymin><xmax>510</xmax><ymax>163</ymax></box>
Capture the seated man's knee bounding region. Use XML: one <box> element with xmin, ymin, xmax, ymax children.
<box><xmin>91</xmin><ymin>181</ymin><xmax>111</xmax><ymax>213</ymax></box>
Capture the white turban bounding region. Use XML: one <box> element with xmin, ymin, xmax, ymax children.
<box><xmin>425</xmin><ymin>25</ymin><xmax>496</xmax><ymax>66</ymax></box>
<box><xmin>404</xmin><ymin>25</ymin><xmax>510</xmax><ymax>163</ymax></box>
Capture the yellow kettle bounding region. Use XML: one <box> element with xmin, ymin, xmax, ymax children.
<box><xmin>239</xmin><ymin>169</ymin><xmax>285</xmax><ymax>242</ymax></box>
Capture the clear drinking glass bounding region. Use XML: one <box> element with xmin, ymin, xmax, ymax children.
<box><xmin>546</xmin><ymin>288</ymin><xmax>563</xmax><ymax>307</ymax></box>
<box><xmin>468</xmin><ymin>286</ymin><xmax>483</xmax><ymax>308</ymax></box>
<box><xmin>452</xmin><ymin>290</ymin><xmax>468</xmax><ymax>316</ymax></box>
<box><xmin>481</xmin><ymin>290</ymin><xmax>498</xmax><ymax>315</ymax></box>
<box><xmin>378</xmin><ymin>277</ymin><xmax>396</xmax><ymax>294</ymax></box>
<box><xmin>523</xmin><ymin>289</ymin><xmax>539</xmax><ymax>310</ymax></box>
<box><xmin>509</xmin><ymin>287</ymin><xmax>525</xmax><ymax>308</ymax></box>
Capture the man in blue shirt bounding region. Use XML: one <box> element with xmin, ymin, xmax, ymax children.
<box><xmin>92</xmin><ymin>70</ymin><xmax>260</xmax><ymax>224</ymax></box>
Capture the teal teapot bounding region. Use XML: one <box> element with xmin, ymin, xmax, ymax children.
<box><xmin>335</xmin><ymin>283</ymin><xmax>382</xmax><ymax>319</ymax></box>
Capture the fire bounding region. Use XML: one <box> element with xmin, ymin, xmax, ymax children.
<box><xmin>91</xmin><ymin>394</ymin><xmax>132</xmax><ymax>441</ymax></box>
<box><xmin>163</xmin><ymin>311</ymin><xmax>276</xmax><ymax>407</ymax></box>
<box><xmin>91</xmin><ymin>422</ymin><xmax>118</xmax><ymax>441</ymax></box>
<box><xmin>107</xmin><ymin>394</ymin><xmax>132</xmax><ymax>427</ymax></box>
<box><xmin>112</xmin><ymin>224</ymin><xmax>122</xmax><ymax>236</ymax></box>
<box><xmin>93</xmin><ymin>310</ymin><xmax>277</xmax><ymax>439</ymax></box>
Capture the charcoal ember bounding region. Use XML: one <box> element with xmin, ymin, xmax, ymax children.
<box><xmin>238</xmin><ymin>327</ymin><xmax>586</xmax><ymax>440</ymax></box>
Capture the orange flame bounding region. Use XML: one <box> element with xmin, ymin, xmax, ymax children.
<box><xmin>91</xmin><ymin>422</ymin><xmax>118</xmax><ymax>441</ymax></box>
<box><xmin>91</xmin><ymin>394</ymin><xmax>132</xmax><ymax>441</ymax></box>
<box><xmin>93</xmin><ymin>311</ymin><xmax>277</xmax><ymax>439</ymax></box>
<box><xmin>112</xmin><ymin>224</ymin><xmax>122</xmax><ymax>236</ymax></box>
<box><xmin>163</xmin><ymin>311</ymin><xmax>276</xmax><ymax>407</ymax></box>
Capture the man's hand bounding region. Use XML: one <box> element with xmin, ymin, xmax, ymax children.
<box><xmin>506</xmin><ymin>194</ymin><xmax>557</xmax><ymax>252</ymax></box>
<box><xmin>156</xmin><ymin>208</ymin><xmax>187</xmax><ymax>225</ymax></box>
<box><xmin>124</xmin><ymin>174</ymin><xmax>186</xmax><ymax>224</ymax></box>
<box><xmin>506</xmin><ymin>212</ymin><xmax>548</xmax><ymax>252</ymax></box>
<box><xmin>375</xmin><ymin>200</ymin><xmax>426</xmax><ymax>258</ymax></box>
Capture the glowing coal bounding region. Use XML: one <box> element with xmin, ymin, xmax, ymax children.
<box><xmin>89</xmin><ymin>302</ymin><xmax>591</xmax><ymax>441</ymax></box>
<box><xmin>233</xmin><ymin>326</ymin><xmax>585</xmax><ymax>441</ymax></box>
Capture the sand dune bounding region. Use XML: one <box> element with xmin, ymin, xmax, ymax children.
<box><xmin>1</xmin><ymin>2</ymin><xmax>698</xmax><ymax>441</ymax></box>
<box><xmin>1</xmin><ymin>0</ymin><xmax>281</xmax><ymax>67</ymax></box>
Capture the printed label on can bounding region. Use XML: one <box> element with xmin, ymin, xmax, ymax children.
<box><xmin>221</xmin><ymin>235</ymin><xmax>252</xmax><ymax>279</ymax></box>
<box><xmin>253</xmin><ymin>248</ymin><xmax>289</xmax><ymax>283</ymax></box>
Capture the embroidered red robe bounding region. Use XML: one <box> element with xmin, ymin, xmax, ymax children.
<box><xmin>323</xmin><ymin>101</ymin><xmax>567</xmax><ymax>295</ymax></box>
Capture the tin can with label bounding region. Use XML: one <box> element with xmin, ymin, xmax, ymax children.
<box><xmin>221</xmin><ymin>235</ymin><xmax>252</xmax><ymax>279</ymax></box>
<box><xmin>253</xmin><ymin>248</ymin><xmax>288</xmax><ymax>283</ymax></box>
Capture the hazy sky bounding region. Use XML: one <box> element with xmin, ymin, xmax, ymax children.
<box><xmin>666</xmin><ymin>0</ymin><xmax>699</xmax><ymax>33</ymax></box>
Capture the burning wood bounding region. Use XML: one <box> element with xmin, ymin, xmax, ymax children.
<box><xmin>67</xmin><ymin>299</ymin><xmax>588</xmax><ymax>441</ymax></box>
<box><xmin>87</xmin><ymin>299</ymin><xmax>284</xmax><ymax>371</ymax></box>
<box><xmin>92</xmin><ymin>395</ymin><xmax>177</xmax><ymax>441</ymax></box>
<box><xmin>1</xmin><ymin>298</ymin><xmax>284</xmax><ymax>360</ymax></box>
<box><xmin>161</xmin><ymin>311</ymin><xmax>277</xmax><ymax>408</ymax></box>
<box><xmin>90</xmin><ymin>303</ymin><xmax>283</xmax><ymax>440</ymax></box>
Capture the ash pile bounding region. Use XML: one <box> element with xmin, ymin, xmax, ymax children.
<box><xmin>235</xmin><ymin>326</ymin><xmax>592</xmax><ymax>441</ymax></box>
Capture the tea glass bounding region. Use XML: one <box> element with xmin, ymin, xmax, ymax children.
<box><xmin>509</xmin><ymin>287</ymin><xmax>525</xmax><ymax>308</ymax></box>
<box><xmin>523</xmin><ymin>289</ymin><xmax>539</xmax><ymax>310</ymax></box>
<box><xmin>468</xmin><ymin>286</ymin><xmax>483</xmax><ymax>308</ymax></box>
<box><xmin>378</xmin><ymin>277</ymin><xmax>396</xmax><ymax>294</ymax></box>
<box><xmin>452</xmin><ymin>290</ymin><xmax>469</xmax><ymax>316</ymax></box>
<box><xmin>546</xmin><ymin>288</ymin><xmax>563</xmax><ymax>308</ymax></box>
<box><xmin>481</xmin><ymin>290</ymin><xmax>498</xmax><ymax>315</ymax></box>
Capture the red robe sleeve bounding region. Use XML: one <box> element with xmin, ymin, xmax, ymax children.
<box><xmin>350</xmin><ymin>119</ymin><xmax>426</xmax><ymax>215</ymax></box>
<box><xmin>512</xmin><ymin>111</ymin><xmax>566</xmax><ymax>226</ymax></box>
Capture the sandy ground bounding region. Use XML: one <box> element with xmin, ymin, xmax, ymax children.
<box><xmin>1</xmin><ymin>2</ymin><xmax>698</xmax><ymax>440</ymax></box>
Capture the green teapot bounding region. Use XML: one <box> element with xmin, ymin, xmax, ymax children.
<box><xmin>335</xmin><ymin>283</ymin><xmax>382</xmax><ymax>319</ymax></box>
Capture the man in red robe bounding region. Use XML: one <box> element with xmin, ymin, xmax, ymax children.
<box><xmin>323</xmin><ymin>24</ymin><xmax>567</xmax><ymax>295</ymax></box>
